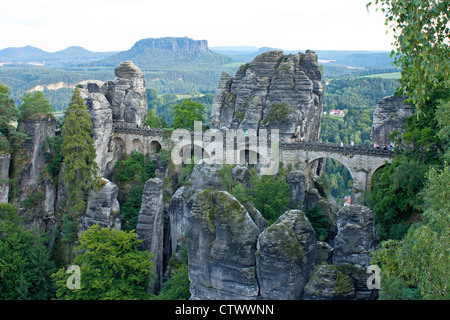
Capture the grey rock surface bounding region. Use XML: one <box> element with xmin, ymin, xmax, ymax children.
<box><xmin>303</xmin><ymin>264</ymin><xmax>356</xmax><ymax>300</ymax></box>
<box><xmin>81</xmin><ymin>178</ymin><xmax>120</xmax><ymax>232</ymax></box>
<box><xmin>0</xmin><ymin>154</ymin><xmax>10</xmax><ymax>203</ymax></box>
<box><xmin>188</xmin><ymin>190</ymin><xmax>262</xmax><ymax>300</ymax></box>
<box><xmin>332</xmin><ymin>205</ymin><xmax>379</xmax><ymax>267</ymax></box>
<box><xmin>106</xmin><ymin>61</ymin><xmax>147</xmax><ymax>126</ymax></box>
<box><xmin>371</xmin><ymin>95</ymin><xmax>412</xmax><ymax>148</ymax></box>
<box><xmin>256</xmin><ymin>209</ymin><xmax>317</xmax><ymax>300</ymax></box>
<box><xmin>77</xmin><ymin>81</ymin><xmax>113</xmax><ymax>176</ymax></box>
<box><xmin>136</xmin><ymin>178</ymin><xmax>165</xmax><ymax>293</ymax></box>
<box><xmin>211</xmin><ymin>50</ymin><xmax>323</xmax><ymax>143</ymax></box>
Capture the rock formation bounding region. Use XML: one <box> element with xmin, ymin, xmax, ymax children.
<box><xmin>332</xmin><ymin>205</ymin><xmax>379</xmax><ymax>267</ymax></box>
<box><xmin>188</xmin><ymin>190</ymin><xmax>262</xmax><ymax>300</ymax></box>
<box><xmin>77</xmin><ymin>80</ymin><xmax>113</xmax><ymax>176</ymax></box>
<box><xmin>256</xmin><ymin>210</ymin><xmax>317</xmax><ymax>300</ymax></box>
<box><xmin>0</xmin><ymin>153</ymin><xmax>10</xmax><ymax>203</ymax></box>
<box><xmin>303</xmin><ymin>264</ymin><xmax>356</xmax><ymax>300</ymax></box>
<box><xmin>211</xmin><ymin>50</ymin><xmax>323</xmax><ymax>143</ymax></box>
<box><xmin>106</xmin><ymin>61</ymin><xmax>147</xmax><ymax>126</ymax></box>
<box><xmin>371</xmin><ymin>94</ymin><xmax>412</xmax><ymax>148</ymax></box>
<box><xmin>80</xmin><ymin>178</ymin><xmax>120</xmax><ymax>232</ymax></box>
<box><xmin>10</xmin><ymin>115</ymin><xmax>58</xmax><ymax>229</ymax></box>
<box><xmin>136</xmin><ymin>178</ymin><xmax>166</xmax><ymax>293</ymax></box>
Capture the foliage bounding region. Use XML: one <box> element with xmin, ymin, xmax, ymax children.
<box><xmin>262</xmin><ymin>103</ymin><xmax>292</xmax><ymax>125</ymax></box>
<box><xmin>323</xmin><ymin>77</ymin><xmax>399</xmax><ymax>110</ymax></box>
<box><xmin>172</xmin><ymin>99</ymin><xmax>205</xmax><ymax>130</ymax></box>
<box><xmin>156</xmin><ymin>242</ymin><xmax>190</xmax><ymax>300</ymax></box>
<box><xmin>18</xmin><ymin>91</ymin><xmax>54</xmax><ymax>121</ymax></box>
<box><xmin>323</xmin><ymin>159</ymin><xmax>353</xmax><ymax>206</ymax></box>
<box><xmin>306</xmin><ymin>206</ymin><xmax>329</xmax><ymax>241</ymax></box>
<box><xmin>144</xmin><ymin>109</ymin><xmax>168</xmax><ymax>128</ymax></box>
<box><xmin>61</xmin><ymin>87</ymin><xmax>98</xmax><ymax>217</ymax></box>
<box><xmin>372</xmin><ymin>164</ymin><xmax>450</xmax><ymax>300</ymax></box>
<box><xmin>52</xmin><ymin>225</ymin><xmax>155</xmax><ymax>300</ymax></box>
<box><xmin>113</xmin><ymin>151</ymin><xmax>156</xmax><ymax>231</ymax></box>
<box><xmin>231</xmin><ymin>183</ymin><xmax>251</xmax><ymax>204</ymax></box>
<box><xmin>43</xmin><ymin>135</ymin><xmax>63</xmax><ymax>181</ymax></box>
<box><xmin>366</xmin><ymin>155</ymin><xmax>427</xmax><ymax>240</ymax></box>
<box><xmin>0</xmin><ymin>203</ymin><xmax>56</xmax><ymax>300</ymax></box>
<box><xmin>219</xmin><ymin>164</ymin><xmax>234</xmax><ymax>192</ymax></box>
<box><xmin>248</xmin><ymin>168</ymin><xmax>291</xmax><ymax>224</ymax></box>
<box><xmin>321</xmin><ymin>109</ymin><xmax>374</xmax><ymax>146</ymax></box>
<box><xmin>0</xmin><ymin>83</ymin><xmax>27</xmax><ymax>154</ymax></box>
<box><xmin>368</xmin><ymin>0</ymin><xmax>450</xmax><ymax>111</ymax></box>
<box><xmin>120</xmin><ymin>184</ymin><xmax>144</xmax><ymax>232</ymax></box>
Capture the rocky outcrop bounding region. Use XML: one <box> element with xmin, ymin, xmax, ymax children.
<box><xmin>332</xmin><ymin>205</ymin><xmax>379</xmax><ymax>267</ymax></box>
<box><xmin>136</xmin><ymin>178</ymin><xmax>165</xmax><ymax>293</ymax></box>
<box><xmin>80</xmin><ymin>178</ymin><xmax>120</xmax><ymax>232</ymax></box>
<box><xmin>256</xmin><ymin>210</ymin><xmax>317</xmax><ymax>300</ymax></box>
<box><xmin>0</xmin><ymin>154</ymin><xmax>10</xmax><ymax>203</ymax></box>
<box><xmin>106</xmin><ymin>61</ymin><xmax>147</xmax><ymax>126</ymax></box>
<box><xmin>303</xmin><ymin>264</ymin><xmax>356</xmax><ymax>300</ymax></box>
<box><xmin>188</xmin><ymin>190</ymin><xmax>262</xmax><ymax>300</ymax></box>
<box><xmin>211</xmin><ymin>50</ymin><xmax>323</xmax><ymax>143</ymax></box>
<box><xmin>11</xmin><ymin>116</ymin><xmax>58</xmax><ymax>228</ymax></box>
<box><xmin>77</xmin><ymin>81</ymin><xmax>113</xmax><ymax>175</ymax></box>
<box><xmin>371</xmin><ymin>95</ymin><xmax>412</xmax><ymax>148</ymax></box>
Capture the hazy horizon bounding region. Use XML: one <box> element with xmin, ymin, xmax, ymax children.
<box><xmin>0</xmin><ymin>0</ymin><xmax>394</xmax><ymax>53</ymax></box>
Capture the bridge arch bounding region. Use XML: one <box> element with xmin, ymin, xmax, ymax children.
<box><xmin>305</xmin><ymin>156</ymin><xmax>354</xmax><ymax>204</ymax></box>
<box><xmin>149</xmin><ymin>140</ymin><xmax>162</xmax><ymax>154</ymax></box>
<box><xmin>131</xmin><ymin>138</ymin><xmax>144</xmax><ymax>153</ymax></box>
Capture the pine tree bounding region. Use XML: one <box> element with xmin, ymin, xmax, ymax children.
<box><xmin>61</xmin><ymin>88</ymin><xmax>98</xmax><ymax>217</ymax></box>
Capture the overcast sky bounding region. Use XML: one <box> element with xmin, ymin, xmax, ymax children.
<box><xmin>0</xmin><ymin>0</ymin><xmax>393</xmax><ymax>52</ymax></box>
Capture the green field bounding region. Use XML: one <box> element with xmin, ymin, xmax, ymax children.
<box><xmin>362</xmin><ymin>72</ymin><xmax>401</xmax><ymax>79</ymax></box>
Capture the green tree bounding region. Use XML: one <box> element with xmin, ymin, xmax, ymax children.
<box><xmin>145</xmin><ymin>109</ymin><xmax>167</xmax><ymax>128</ymax></box>
<box><xmin>18</xmin><ymin>91</ymin><xmax>54</xmax><ymax>121</ymax></box>
<box><xmin>368</xmin><ymin>0</ymin><xmax>449</xmax><ymax>111</ymax></box>
<box><xmin>172</xmin><ymin>99</ymin><xmax>204</xmax><ymax>130</ymax></box>
<box><xmin>372</xmin><ymin>164</ymin><xmax>450</xmax><ymax>299</ymax></box>
<box><xmin>0</xmin><ymin>83</ymin><xmax>27</xmax><ymax>154</ymax></box>
<box><xmin>61</xmin><ymin>88</ymin><xmax>98</xmax><ymax>216</ymax></box>
<box><xmin>52</xmin><ymin>225</ymin><xmax>155</xmax><ymax>300</ymax></box>
<box><xmin>0</xmin><ymin>203</ymin><xmax>56</xmax><ymax>300</ymax></box>
<box><xmin>249</xmin><ymin>168</ymin><xmax>291</xmax><ymax>224</ymax></box>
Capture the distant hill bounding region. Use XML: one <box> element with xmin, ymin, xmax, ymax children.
<box><xmin>90</xmin><ymin>37</ymin><xmax>234</xmax><ymax>70</ymax></box>
<box><xmin>0</xmin><ymin>45</ymin><xmax>116</xmax><ymax>66</ymax></box>
<box><xmin>211</xmin><ymin>46</ymin><xmax>281</xmax><ymax>62</ymax></box>
<box><xmin>328</xmin><ymin>52</ymin><xmax>393</xmax><ymax>67</ymax></box>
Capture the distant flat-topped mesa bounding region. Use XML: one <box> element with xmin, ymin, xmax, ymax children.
<box><xmin>132</xmin><ymin>37</ymin><xmax>209</xmax><ymax>53</ymax></box>
<box><xmin>211</xmin><ymin>50</ymin><xmax>324</xmax><ymax>143</ymax></box>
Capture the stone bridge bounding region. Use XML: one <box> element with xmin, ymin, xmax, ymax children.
<box><xmin>112</xmin><ymin>124</ymin><xmax>394</xmax><ymax>203</ymax></box>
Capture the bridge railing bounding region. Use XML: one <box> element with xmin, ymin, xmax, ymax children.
<box><xmin>113</xmin><ymin>124</ymin><xmax>395</xmax><ymax>158</ymax></box>
<box><xmin>113</xmin><ymin>123</ymin><xmax>165</xmax><ymax>136</ymax></box>
<box><xmin>280</xmin><ymin>141</ymin><xmax>395</xmax><ymax>158</ymax></box>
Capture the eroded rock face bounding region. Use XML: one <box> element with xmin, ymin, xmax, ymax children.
<box><xmin>106</xmin><ymin>61</ymin><xmax>147</xmax><ymax>126</ymax></box>
<box><xmin>303</xmin><ymin>264</ymin><xmax>355</xmax><ymax>300</ymax></box>
<box><xmin>0</xmin><ymin>154</ymin><xmax>10</xmax><ymax>203</ymax></box>
<box><xmin>371</xmin><ymin>95</ymin><xmax>412</xmax><ymax>148</ymax></box>
<box><xmin>188</xmin><ymin>190</ymin><xmax>262</xmax><ymax>300</ymax></box>
<box><xmin>256</xmin><ymin>210</ymin><xmax>317</xmax><ymax>300</ymax></box>
<box><xmin>332</xmin><ymin>205</ymin><xmax>379</xmax><ymax>267</ymax></box>
<box><xmin>77</xmin><ymin>81</ymin><xmax>113</xmax><ymax>176</ymax></box>
<box><xmin>211</xmin><ymin>50</ymin><xmax>323</xmax><ymax>143</ymax></box>
<box><xmin>81</xmin><ymin>178</ymin><xmax>120</xmax><ymax>232</ymax></box>
<box><xmin>136</xmin><ymin>178</ymin><xmax>165</xmax><ymax>293</ymax></box>
<box><xmin>11</xmin><ymin>116</ymin><xmax>57</xmax><ymax>228</ymax></box>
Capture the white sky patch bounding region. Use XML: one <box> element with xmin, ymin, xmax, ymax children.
<box><xmin>0</xmin><ymin>0</ymin><xmax>393</xmax><ymax>52</ymax></box>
